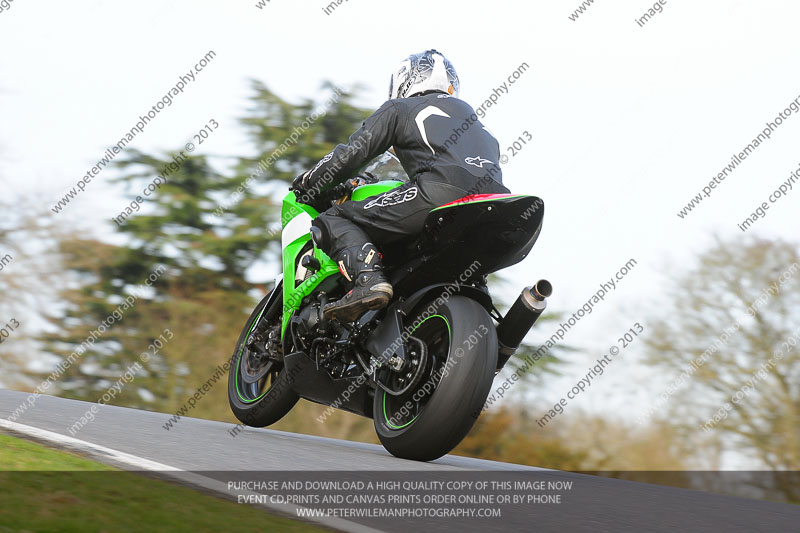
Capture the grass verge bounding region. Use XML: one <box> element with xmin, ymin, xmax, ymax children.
<box><xmin>0</xmin><ymin>432</ymin><xmax>325</xmax><ymax>532</ymax></box>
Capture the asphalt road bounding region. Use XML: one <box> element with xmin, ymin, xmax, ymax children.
<box><xmin>1</xmin><ymin>389</ymin><xmax>798</xmax><ymax>532</ymax></box>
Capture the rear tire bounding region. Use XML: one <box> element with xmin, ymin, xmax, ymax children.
<box><xmin>228</xmin><ymin>286</ymin><xmax>299</xmax><ymax>428</ymax></box>
<box><xmin>373</xmin><ymin>296</ymin><xmax>497</xmax><ymax>461</ymax></box>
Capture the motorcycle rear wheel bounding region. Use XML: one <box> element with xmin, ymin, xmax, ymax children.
<box><xmin>373</xmin><ymin>296</ymin><xmax>497</xmax><ymax>461</ymax></box>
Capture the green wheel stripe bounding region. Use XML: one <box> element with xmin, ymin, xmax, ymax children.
<box><xmin>382</xmin><ymin>314</ymin><xmax>451</xmax><ymax>430</ymax></box>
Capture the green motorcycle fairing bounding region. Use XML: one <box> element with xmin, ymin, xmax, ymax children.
<box><xmin>350</xmin><ymin>180</ymin><xmax>404</xmax><ymax>202</ymax></box>
<box><xmin>279</xmin><ymin>180</ymin><xmax>404</xmax><ymax>337</ymax></box>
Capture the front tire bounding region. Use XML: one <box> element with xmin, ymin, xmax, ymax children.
<box><xmin>373</xmin><ymin>296</ymin><xmax>497</xmax><ymax>461</ymax></box>
<box><xmin>228</xmin><ymin>286</ymin><xmax>299</xmax><ymax>428</ymax></box>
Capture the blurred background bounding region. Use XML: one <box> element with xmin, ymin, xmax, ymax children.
<box><xmin>0</xmin><ymin>0</ymin><xmax>798</xmax><ymax>500</ymax></box>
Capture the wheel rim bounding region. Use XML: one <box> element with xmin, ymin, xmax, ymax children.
<box><xmin>382</xmin><ymin>314</ymin><xmax>451</xmax><ymax>430</ymax></box>
<box><xmin>235</xmin><ymin>304</ymin><xmax>283</xmax><ymax>403</ymax></box>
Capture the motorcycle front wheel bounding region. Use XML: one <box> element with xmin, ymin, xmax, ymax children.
<box><xmin>228</xmin><ymin>284</ymin><xmax>300</xmax><ymax>428</ymax></box>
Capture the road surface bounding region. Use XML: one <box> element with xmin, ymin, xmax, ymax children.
<box><xmin>1</xmin><ymin>389</ymin><xmax>798</xmax><ymax>532</ymax></box>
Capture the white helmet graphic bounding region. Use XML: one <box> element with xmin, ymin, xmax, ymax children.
<box><xmin>389</xmin><ymin>49</ymin><xmax>460</xmax><ymax>100</ymax></box>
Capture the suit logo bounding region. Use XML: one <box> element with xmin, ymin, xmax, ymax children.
<box><xmin>465</xmin><ymin>156</ymin><xmax>493</xmax><ymax>168</ymax></box>
<box><xmin>363</xmin><ymin>187</ymin><xmax>418</xmax><ymax>210</ymax></box>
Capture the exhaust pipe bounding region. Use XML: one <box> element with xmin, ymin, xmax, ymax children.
<box><xmin>496</xmin><ymin>280</ymin><xmax>552</xmax><ymax>369</ymax></box>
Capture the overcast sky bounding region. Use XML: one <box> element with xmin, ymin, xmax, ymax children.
<box><xmin>2</xmin><ymin>1</ymin><xmax>799</xmax><ymax>438</ymax></box>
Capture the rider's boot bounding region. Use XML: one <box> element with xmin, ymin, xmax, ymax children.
<box><xmin>323</xmin><ymin>243</ymin><xmax>393</xmax><ymax>322</ymax></box>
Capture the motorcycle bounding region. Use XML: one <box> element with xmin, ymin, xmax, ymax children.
<box><xmin>227</xmin><ymin>163</ymin><xmax>550</xmax><ymax>461</ymax></box>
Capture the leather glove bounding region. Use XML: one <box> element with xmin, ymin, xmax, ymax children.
<box><xmin>291</xmin><ymin>171</ymin><xmax>310</xmax><ymax>197</ymax></box>
<box><xmin>342</xmin><ymin>172</ymin><xmax>379</xmax><ymax>194</ymax></box>
<box><xmin>342</xmin><ymin>176</ymin><xmax>367</xmax><ymax>194</ymax></box>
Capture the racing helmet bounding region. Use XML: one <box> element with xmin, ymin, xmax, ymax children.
<box><xmin>388</xmin><ymin>49</ymin><xmax>460</xmax><ymax>100</ymax></box>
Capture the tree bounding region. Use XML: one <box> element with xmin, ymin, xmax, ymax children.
<box><xmin>0</xmin><ymin>194</ymin><xmax>75</xmax><ymax>390</ymax></box>
<box><xmin>455</xmin><ymin>405</ymin><xmax>587</xmax><ymax>469</ymax></box>
<box><xmin>643</xmin><ymin>237</ymin><xmax>800</xmax><ymax>472</ymax></box>
<box><xmin>556</xmin><ymin>411</ymin><xmax>694</xmax><ymax>471</ymax></box>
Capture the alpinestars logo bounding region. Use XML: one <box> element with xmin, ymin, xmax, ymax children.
<box><xmin>308</xmin><ymin>152</ymin><xmax>334</xmax><ymax>177</ymax></box>
<box><xmin>465</xmin><ymin>156</ymin><xmax>493</xmax><ymax>168</ymax></box>
<box><xmin>363</xmin><ymin>187</ymin><xmax>418</xmax><ymax>210</ymax></box>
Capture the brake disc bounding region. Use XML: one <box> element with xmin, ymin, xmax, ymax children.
<box><xmin>242</xmin><ymin>326</ymin><xmax>281</xmax><ymax>384</ymax></box>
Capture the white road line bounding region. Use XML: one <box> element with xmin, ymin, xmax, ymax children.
<box><xmin>0</xmin><ymin>417</ymin><xmax>180</xmax><ymax>471</ymax></box>
<box><xmin>0</xmin><ymin>418</ymin><xmax>385</xmax><ymax>533</ymax></box>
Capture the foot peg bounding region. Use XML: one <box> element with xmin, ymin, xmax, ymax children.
<box><xmin>301</xmin><ymin>255</ymin><xmax>321</xmax><ymax>272</ymax></box>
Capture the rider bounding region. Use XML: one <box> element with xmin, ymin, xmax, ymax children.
<box><xmin>292</xmin><ymin>49</ymin><xmax>510</xmax><ymax>322</ymax></box>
